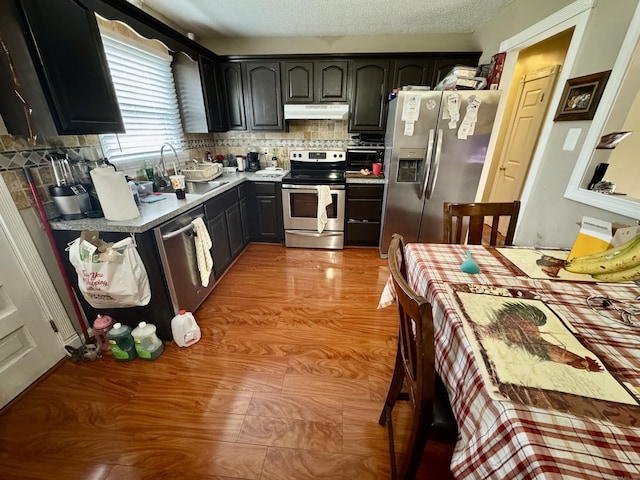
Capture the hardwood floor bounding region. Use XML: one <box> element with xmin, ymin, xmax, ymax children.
<box><xmin>0</xmin><ymin>244</ymin><xmax>454</xmax><ymax>479</ymax></box>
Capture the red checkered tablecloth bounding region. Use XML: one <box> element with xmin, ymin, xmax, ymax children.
<box><xmin>378</xmin><ymin>243</ymin><xmax>640</xmax><ymax>479</ymax></box>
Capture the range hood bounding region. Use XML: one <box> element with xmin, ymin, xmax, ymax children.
<box><xmin>284</xmin><ymin>104</ymin><xmax>349</xmax><ymax>120</ymax></box>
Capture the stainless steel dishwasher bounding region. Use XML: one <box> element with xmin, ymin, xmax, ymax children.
<box><xmin>154</xmin><ymin>205</ymin><xmax>214</xmax><ymax>314</ymax></box>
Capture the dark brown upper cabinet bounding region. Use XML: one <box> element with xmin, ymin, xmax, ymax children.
<box><xmin>315</xmin><ymin>61</ymin><xmax>348</xmax><ymax>102</ymax></box>
<box><xmin>349</xmin><ymin>60</ymin><xmax>390</xmax><ymax>133</ymax></box>
<box><xmin>431</xmin><ymin>53</ymin><xmax>482</xmax><ymax>87</ymax></box>
<box><xmin>11</xmin><ymin>0</ymin><xmax>124</xmax><ymax>135</ymax></box>
<box><xmin>242</xmin><ymin>61</ymin><xmax>284</xmax><ymax>131</ymax></box>
<box><xmin>221</xmin><ymin>62</ymin><xmax>246</xmax><ymax>130</ymax></box>
<box><xmin>283</xmin><ymin>60</ymin><xmax>348</xmax><ymax>104</ymax></box>
<box><xmin>283</xmin><ymin>61</ymin><xmax>314</xmax><ymax>103</ymax></box>
<box><xmin>173</xmin><ymin>52</ymin><xmax>228</xmax><ymax>133</ymax></box>
<box><xmin>199</xmin><ymin>55</ymin><xmax>229</xmax><ymax>132</ymax></box>
<box><xmin>392</xmin><ymin>58</ymin><xmax>435</xmax><ymax>90</ymax></box>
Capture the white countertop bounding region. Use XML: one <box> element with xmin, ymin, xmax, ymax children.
<box><xmin>49</xmin><ymin>171</ymin><xmax>287</xmax><ymax>233</ymax></box>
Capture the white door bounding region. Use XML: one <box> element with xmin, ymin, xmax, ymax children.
<box><xmin>489</xmin><ymin>65</ymin><xmax>560</xmax><ymax>203</ymax></box>
<box><xmin>0</xmin><ymin>221</ymin><xmax>65</xmax><ymax>409</ymax></box>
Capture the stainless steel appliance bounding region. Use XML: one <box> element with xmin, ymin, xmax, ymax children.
<box><xmin>154</xmin><ymin>206</ymin><xmax>215</xmax><ymax>314</ymax></box>
<box><xmin>379</xmin><ymin>89</ymin><xmax>501</xmax><ymax>255</ymax></box>
<box><xmin>282</xmin><ymin>149</ymin><xmax>346</xmax><ymax>249</ymax></box>
<box><xmin>47</xmin><ymin>154</ymin><xmax>92</xmax><ymax>220</ymax></box>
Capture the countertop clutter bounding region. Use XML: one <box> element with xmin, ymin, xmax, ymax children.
<box><xmin>49</xmin><ymin>170</ymin><xmax>384</xmax><ymax>233</ymax></box>
<box><xmin>50</xmin><ymin>171</ymin><xmax>276</xmax><ymax>233</ymax></box>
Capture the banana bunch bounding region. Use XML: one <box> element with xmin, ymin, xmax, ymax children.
<box><xmin>564</xmin><ymin>234</ymin><xmax>640</xmax><ymax>282</ymax></box>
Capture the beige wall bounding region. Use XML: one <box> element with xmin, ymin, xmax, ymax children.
<box><xmin>471</xmin><ymin>0</ymin><xmax>575</xmax><ymax>64</ymax></box>
<box><xmin>473</xmin><ymin>0</ymin><xmax>640</xmax><ymax>247</ymax></box>
<box><xmin>202</xmin><ymin>33</ymin><xmax>476</xmax><ymax>56</ymax></box>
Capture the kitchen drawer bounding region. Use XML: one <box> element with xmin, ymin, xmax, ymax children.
<box><xmin>347</xmin><ymin>198</ymin><xmax>383</xmax><ymax>222</ymax></box>
<box><xmin>347</xmin><ymin>184</ymin><xmax>384</xmax><ymax>199</ymax></box>
<box><xmin>204</xmin><ymin>188</ymin><xmax>237</xmax><ymax>218</ymax></box>
<box><xmin>345</xmin><ymin>221</ymin><xmax>381</xmax><ymax>246</ymax></box>
<box><xmin>254</xmin><ymin>181</ymin><xmax>276</xmax><ymax>196</ymax></box>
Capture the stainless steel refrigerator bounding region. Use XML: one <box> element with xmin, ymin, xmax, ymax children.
<box><xmin>379</xmin><ymin>89</ymin><xmax>501</xmax><ymax>256</ymax></box>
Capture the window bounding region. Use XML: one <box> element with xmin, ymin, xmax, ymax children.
<box><xmin>99</xmin><ymin>31</ymin><xmax>184</xmax><ymax>167</ymax></box>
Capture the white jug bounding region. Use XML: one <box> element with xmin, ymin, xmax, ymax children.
<box><xmin>171</xmin><ymin>310</ymin><xmax>201</xmax><ymax>347</ymax></box>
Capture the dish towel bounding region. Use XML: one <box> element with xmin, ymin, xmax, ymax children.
<box><xmin>317</xmin><ymin>185</ymin><xmax>332</xmax><ymax>233</ymax></box>
<box><xmin>192</xmin><ymin>217</ymin><xmax>213</xmax><ymax>287</ymax></box>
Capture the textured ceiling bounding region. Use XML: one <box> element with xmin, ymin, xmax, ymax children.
<box><xmin>139</xmin><ymin>0</ymin><xmax>516</xmax><ymax>39</ymax></box>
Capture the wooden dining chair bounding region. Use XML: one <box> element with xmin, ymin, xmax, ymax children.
<box><xmin>379</xmin><ymin>234</ymin><xmax>458</xmax><ymax>480</ymax></box>
<box><xmin>443</xmin><ymin>200</ymin><xmax>521</xmax><ymax>246</ymax></box>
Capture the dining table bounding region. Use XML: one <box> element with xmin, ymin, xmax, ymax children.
<box><xmin>378</xmin><ymin>243</ymin><xmax>640</xmax><ymax>480</ymax></box>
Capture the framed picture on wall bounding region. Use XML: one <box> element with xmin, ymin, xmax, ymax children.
<box><xmin>554</xmin><ymin>70</ymin><xmax>611</xmax><ymax>121</ymax></box>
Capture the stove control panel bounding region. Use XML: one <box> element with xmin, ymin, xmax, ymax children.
<box><xmin>289</xmin><ymin>150</ymin><xmax>345</xmax><ymax>162</ymax></box>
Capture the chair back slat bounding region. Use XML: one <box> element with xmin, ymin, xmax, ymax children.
<box><xmin>442</xmin><ymin>201</ymin><xmax>521</xmax><ymax>246</ymax></box>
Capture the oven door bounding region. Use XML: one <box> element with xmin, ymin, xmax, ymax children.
<box><xmin>282</xmin><ymin>184</ymin><xmax>345</xmax><ymax>249</ymax></box>
<box><xmin>282</xmin><ymin>184</ymin><xmax>345</xmax><ymax>231</ymax></box>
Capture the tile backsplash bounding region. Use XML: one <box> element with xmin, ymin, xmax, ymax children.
<box><xmin>0</xmin><ymin>119</ymin><xmax>350</xmax><ymax>211</ymax></box>
<box><xmin>210</xmin><ymin>120</ymin><xmax>350</xmax><ymax>168</ymax></box>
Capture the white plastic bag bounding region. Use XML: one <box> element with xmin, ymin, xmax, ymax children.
<box><xmin>68</xmin><ymin>236</ymin><xmax>151</xmax><ymax>308</ymax></box>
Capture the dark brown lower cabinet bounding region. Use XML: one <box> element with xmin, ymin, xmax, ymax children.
<box><xmin>205</xmin><ymin>186</ymin><xmax>248</xmax><ymax>278</ymax></box>
<box><xmin>249</xmin><ymin>181</ymin><xmax>284</xmax><ymax>242</ymax></box>
<box><xmin>345</xmin><ymin>184</ymin><xmax>384</xmax><ymax>246</ymax></box>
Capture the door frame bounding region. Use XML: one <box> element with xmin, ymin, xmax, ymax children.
<box><xmin>476</xmin><ymin>0</ymin><xmax>596</xmax><ymax>240</ymax></box>
<box><xmin>488</xmin><ymin>64</ymin><xmax>560</xmax><ymax>204</ymax></box>
<box><xmin>0</xmin><ymin>175</ymin><xmax>78</xmax><ymax>347</ymax></box>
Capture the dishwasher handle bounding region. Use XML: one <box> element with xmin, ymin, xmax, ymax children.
<box><xmin>161</xmin><ymin>215</ymin><xmax>204</xmax><ymax>240</ymax></box>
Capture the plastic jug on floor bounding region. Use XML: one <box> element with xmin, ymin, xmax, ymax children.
<box><xmin>131</xmin><ymin>321</ymin><xmax>164</xmax><ymax>360</ymax></box>
<box><xmin>106</xmin><ymin>323</ymin><xmax>136</xmax><ymax>361</ymax></box>
<box><xmin>171</xmin><ymin>310</ymin><xmax>201</xmax><ymax>347</ymax></box>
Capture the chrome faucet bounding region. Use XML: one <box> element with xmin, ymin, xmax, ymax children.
<box><xmin>158</xmin><ymin>143</ymin><xmax>179</xmax><ymax>187</ymax></box>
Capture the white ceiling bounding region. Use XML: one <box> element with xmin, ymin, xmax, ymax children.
<box><xmin>139</xmin><ymin>0</ymin><xmax>516</xmax><ymax>39</ymax></box>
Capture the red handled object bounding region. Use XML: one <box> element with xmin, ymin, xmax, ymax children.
<box><xmin>23</xmin><ymin>167</ymin><xmax>90</xmax><ymax>342</ymax></box>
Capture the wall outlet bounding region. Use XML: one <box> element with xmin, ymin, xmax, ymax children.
<box><xmin>263</xmin><ymin>148</ymin><xmax>269</xmax><ymax>155</ymax></box>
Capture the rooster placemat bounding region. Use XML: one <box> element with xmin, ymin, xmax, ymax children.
<box><xmin>447</xmin><ymin>283</ymin><xmax>640</xmax><ymax>424</ymax></box>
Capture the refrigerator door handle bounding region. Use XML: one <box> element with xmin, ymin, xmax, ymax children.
<box><xmin>426</xmin><ymin>129</ymin><xmax>444</xmax><ymax>200</ymax></box>
<box><xmin>418</xmin><ymin>129</ymin><xmax>435</xmax><ymax>200</ymax></box>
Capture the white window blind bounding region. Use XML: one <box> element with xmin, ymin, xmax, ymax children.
<box><xmin>99</xmin><ymin>33</ymin><xmax>184</xmax><ymax>165</ymax></box>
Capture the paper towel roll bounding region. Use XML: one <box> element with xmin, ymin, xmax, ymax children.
<box><xmin>90</xmin><ymin>167</ymin><xmax>139</xmax><ymax>220</ymax></box>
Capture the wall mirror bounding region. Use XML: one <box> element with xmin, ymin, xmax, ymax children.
<box><xmin>564</xmin><ymin>10</ymin><xmax>640</xmax><ymax>220</ymax></box>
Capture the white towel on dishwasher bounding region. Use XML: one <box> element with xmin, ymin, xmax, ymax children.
<box><xmin>317</xmin><ymin>185</ymin><xmax>332</xmax><ymax>233</ymax></box>
<box><xmin>192</xmin><ymin>217</ymin><xmax>213</xmax><ymax>287</ymax></box>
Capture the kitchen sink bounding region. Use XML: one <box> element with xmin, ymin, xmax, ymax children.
<box><xmin>185</xmin><ymin>180</ymin><xmax>229</xmax><ymax>195</ymax></box>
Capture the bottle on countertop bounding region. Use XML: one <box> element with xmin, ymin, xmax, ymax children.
<box><xmin>271</xmin><ymin>149</ymin><xmax>278</xmax><ymax>168</ymax></box>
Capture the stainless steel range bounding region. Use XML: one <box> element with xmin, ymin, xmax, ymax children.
<box><xmin>282</xmin><ymin>149</ymin><xmax>346</xmax><ymax>249</ymax></box>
